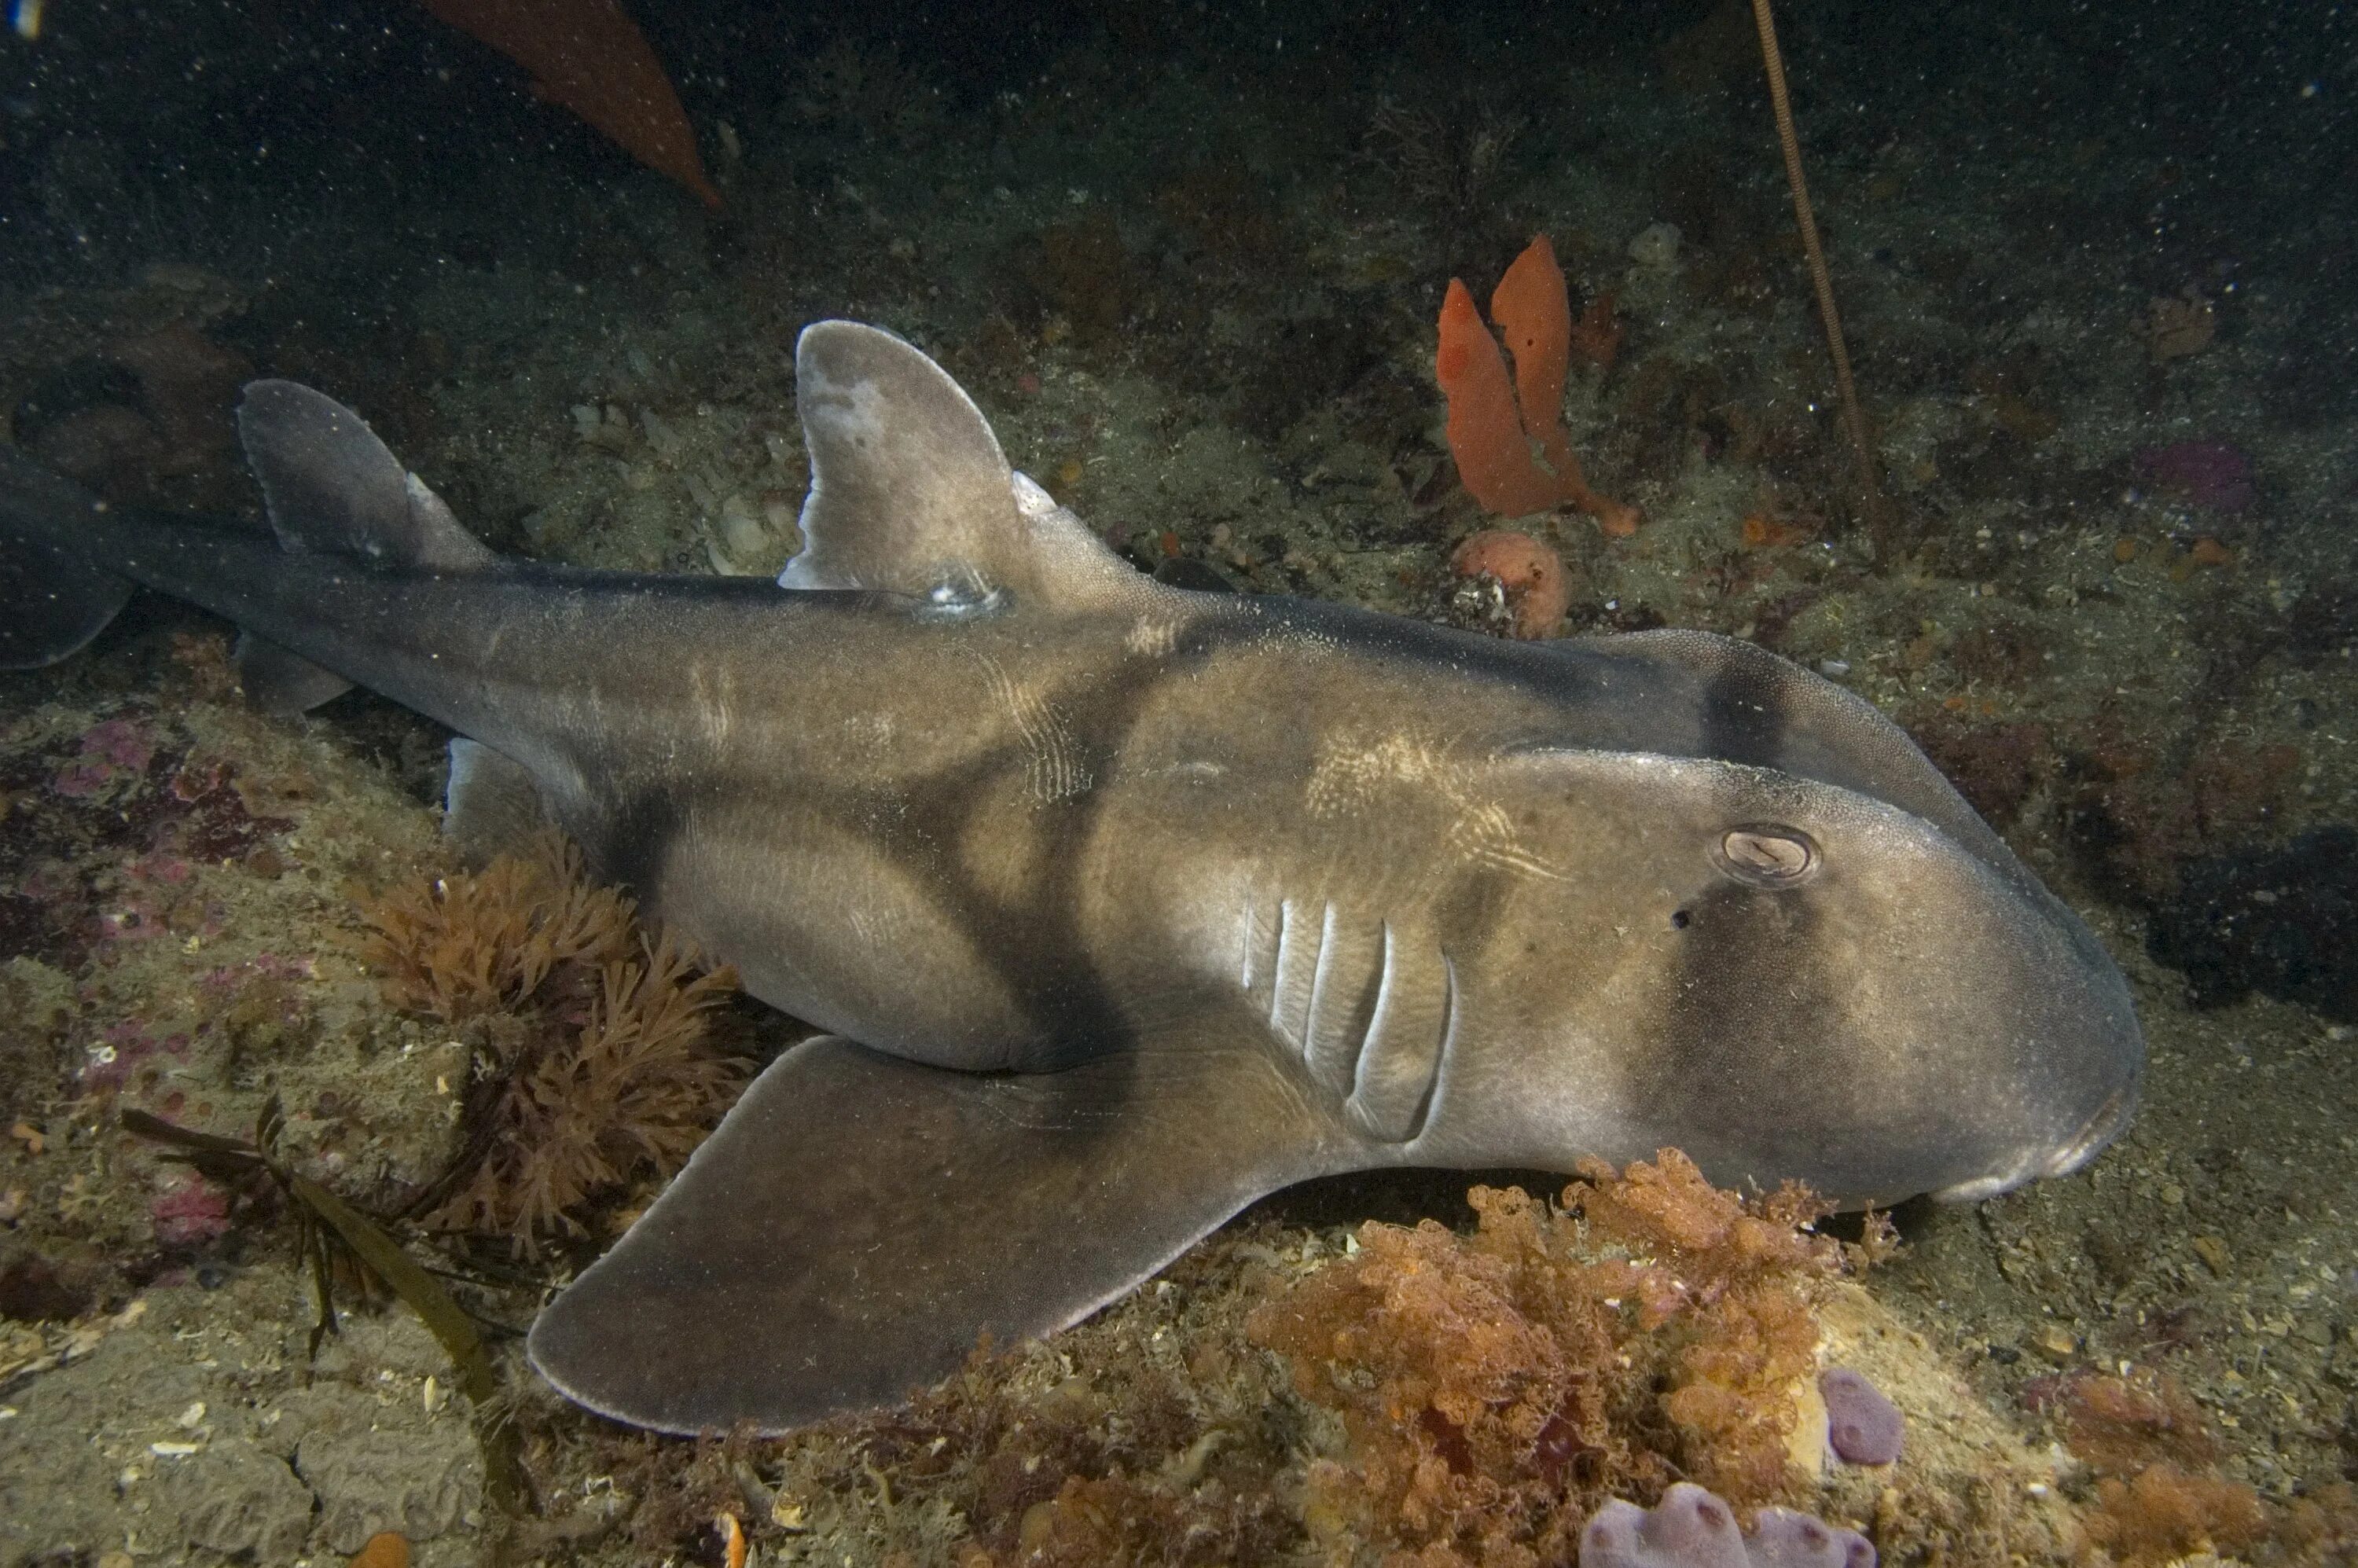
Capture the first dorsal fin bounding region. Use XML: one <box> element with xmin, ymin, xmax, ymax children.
<box><xmin>236</xmin><ymin>380</ymin><xmax>494</xmax><ymax>571</ymax></box>
<box><xmin>781</xmin><ymin>321</ymin><xmax>1153</xmax><ymax>613</ymax></box>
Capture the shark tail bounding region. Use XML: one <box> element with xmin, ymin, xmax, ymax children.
<box><xmin>0</xmin><ymin>446</ymin><xmax>138</xmax><ymax>670</ymax></box>
<box><xmin>1</xmin><ymin>380</ymin><xmax>499</xmax><ymax>711</ymax></box>
<box><xmin>0</xmin><ymin>435</ymin><xmax>357</xmax><ymax>711</ymax></box>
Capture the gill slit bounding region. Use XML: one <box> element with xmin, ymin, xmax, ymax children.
<box><xmin>1416</xmin><ymin>953</ymin><xmax>1458</xmax><ymax>1140</ymax></box>
<box><xmin>1350</xmin><ymin>920</ymin><xmax>1401</xmax><ymax>1104</ymax></box>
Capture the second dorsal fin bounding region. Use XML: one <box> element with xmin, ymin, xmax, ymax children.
<box><xmin>237</xmin><ymin>380</ymin><xmax>495</xmax><ymax>571</ymax></box>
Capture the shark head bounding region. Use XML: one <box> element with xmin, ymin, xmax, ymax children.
<box><xmin>1398</xmin><ymin>737</ymin><xmax>2142</xmax><ymax>1210</ymax></box>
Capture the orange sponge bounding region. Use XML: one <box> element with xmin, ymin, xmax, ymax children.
<box><xmin>1490</xmin><ymin>236</ymin><xmax>1574</xmax><ymax>480</ymax></box>
<box><xmin>1436</xmin><ymin>237</ymin><xmax>1638</xmax><ymax>536</ymax></box>
<box><xmin>423</xmin><ymin>0</ymin><xmax>722</xmax><ymax>208</ymax></box>
<box><xmin>1437</xmin><ymin>279</ymin><xmax>1557</xmax><ymax>517</ymax></box>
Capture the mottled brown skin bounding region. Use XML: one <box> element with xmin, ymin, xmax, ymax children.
<box><xmin>0</xmin><ymin>324</ymin><xmax>2141</xmax><ymax>1435</ymax></box>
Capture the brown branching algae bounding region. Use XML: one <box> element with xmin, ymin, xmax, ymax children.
<box><xmin>357</xmin><ymin>836</ymin><xmax>744</xmax><ymax>1251</ymax></box>
<box><xmin>122</xmin><ymin>1096</ymin><xmax>523</xmax><ymax>1509</ymax></box>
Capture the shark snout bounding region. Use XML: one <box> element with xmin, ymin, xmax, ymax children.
<box><xmin>1926</xmin><ymin>1078</ymin><xmax>2139</xmax><ymax>1204</ymax></box>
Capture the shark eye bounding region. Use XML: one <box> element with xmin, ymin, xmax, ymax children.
<box><xmin>1713</xmin><ymin>825</ymin><xmax>1818</xmax><ymax>888</ymax></box>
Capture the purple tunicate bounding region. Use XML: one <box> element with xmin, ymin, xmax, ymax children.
<box><xmin>2133</xmin><ymin>439</ymin><xmax>2255</xmax><ymax>512</ymax></box>
<box><xmin>1579</xmin><ymin>1484</ymin><xmax>1875</xmax><ymax>1568</ymax></box>
<box><xmin>1820</xmin><ymin>1366</ymin><xmax>1905</xmax><ymax>1465</ymax></box>
<box><xmin>1581</xmin><ymin>1485</ymin><xmax>1750</xmax><ymax>1568</ymax></box>
<box><xmin>1746</xmin><ymin>1507</ymin><xmax>1877</xmax><ymax>1568</ymax></box>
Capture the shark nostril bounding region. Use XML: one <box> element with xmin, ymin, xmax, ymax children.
<box><xmin>2044</xmin><ymin>1083</ymin><xmax>2138</xmax><ymax>1177</ymax></box>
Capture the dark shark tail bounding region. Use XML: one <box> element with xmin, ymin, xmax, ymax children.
<box><xmin>2</xmin><ymin>380</ymin><xmax>501</xmax><ymax>707</ymax></box>
<box><xmin>0</xmin><ymin>447</ymin><xmax>137</xmax><ymax>669</ymax></box>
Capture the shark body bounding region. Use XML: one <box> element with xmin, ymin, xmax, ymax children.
<box><xmin>0</xmin><ymin>322</ymin><xmax>2142</xmax><ymax>1434</ymax></box>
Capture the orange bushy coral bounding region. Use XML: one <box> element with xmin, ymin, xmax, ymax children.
<box><xmin>1567</xmin><ymin>1148</ymin><xmax>1834</xmax><ymax>1308</ymax></box>
<box><xmin>1570</xmin><ymin>1151</ymin><xmax>1834</xmax><ymax>1500</ymax></box>
<box><xmin>1247</xmin><ymin>1152</ymin><xmax>1842</xmax><ymax>1565</ymax></box>
<box><xmin>1569</xmin><ymin>291</ymin><xmax>1623</xmax><ymax>374</ymax></box>
<box><xmin>2078</xmin><ymin>1462</ymin><xmax>2267</xmax><ymax>1565</ymax></box>
<box><xmin>2051</xmin><ymin>1369</ymin><xmax>2270</xmax><ymax>1566</ymax></box>
<box><xmin>1249</xmin><ymin>1189</ymin><xmax>1640</xmax><ymax>1563</ymax></box>
<box><xmin>1660</xmin><ymin>1280</ymin><xmax>1821</xmax><ymax>1502</ymax></box>
<box><xmin>2056</xmin><ymin>1369</ymin><xmax>2218</xmax><ymax>1479</ymax></box>
<box><xmin>360</xmin><ymin>838</ymin><xmax>744</xmax><ymax>1251</ymax></box>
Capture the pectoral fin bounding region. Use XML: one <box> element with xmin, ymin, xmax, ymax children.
<box><xmin>527</xmin><ymin>1033</ymin><xmax>1341</xmax><ymax>1435</ymax></box>
<box><xmin>232</xmin><ymin>631</ymin><xmax>354</xmax><ymax>714</ymax></box>
<box><xmin>440</xmin><ymin>737</ymin><xmax>552</xmax><ymax>865</ymax></box>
